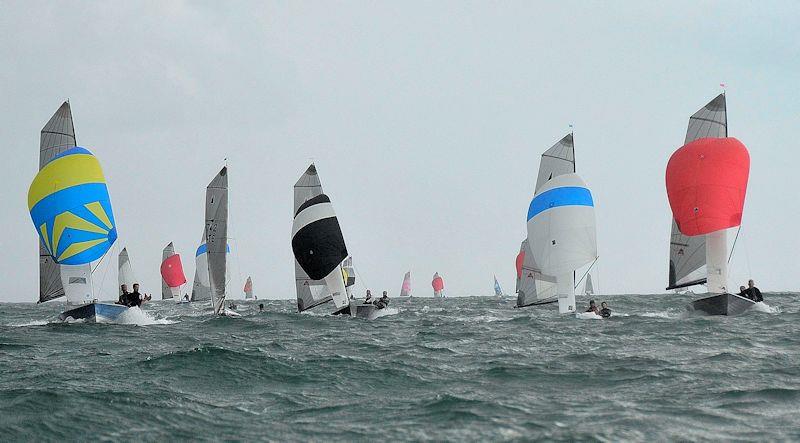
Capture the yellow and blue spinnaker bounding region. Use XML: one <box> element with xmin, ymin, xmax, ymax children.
<box><xmin>27</xmin><ymin>147</ymin><xmax>117</xmax><ymax>265</ymax></box>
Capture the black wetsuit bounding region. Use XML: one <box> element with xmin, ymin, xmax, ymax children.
<box><xmin>600</xmin><ymin>308</ymin><xmax>611</xmax><ymax>318</ymax></box>
<box><xmin>374</xmin><ymin>298</ymin><xmax>389</xmax><ymax>309</ymax></box>
<box><xmin>737</xmin><ymin>290</ymin><xmax>751</xmax><ymax>300</ymax></box>
<box><xmin>128</xmin><ymin>291</ymin><xmax>142</xmax><ymax>307</ymax></box>
<box><xmin>586</xmin><ymin>306</ymin><xmax>599</xmax><ymax>314</ymax></box>
<box><xmin>117</xmin><ymin>293</ymin><xmax>128</xmax><ymax>306</ymax></box>
<box><xmin>750</xmin><ymin>287</ymin><xmax>763</xmax><ymax>302</ymax></box>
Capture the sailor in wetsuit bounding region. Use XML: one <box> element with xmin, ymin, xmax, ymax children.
<box><xmin>586</xmin><ymin>300</ymin><xmax>599</xmax><ymax>315</ymax></box>
<box><xmin>374</xmin><ymin>291</ymin><xmax>390</xmax><ymax>309</ymax></box>
<box><xmin>128</xmin><ymin>283</ymin><xmax>150</xmax><ymax>307</ymax></box>
<box><xmin>364</xmin><ymin>290</ymin><xmax>374</xmax><ymax>305</ymax></box>
<box><xmin>747</xmin><ymin>279</ymin><xmax>763</xmax><ymax>302</ymax></box>
<box><xmin>599</xmin><ymin>302</ymin><xmax>611</xmax><ymax>318</ymax></box>
<box><xmin>117</xmin><ymin>284</ymin><xmax>129</xmax><ymax>305</ymax></box>
<box><xmin>736</xmin><ymin>285</ymin><xmax>750</xmax><ymax>300</ymax></box>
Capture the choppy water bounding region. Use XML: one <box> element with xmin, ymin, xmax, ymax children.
<box><xmin>1</xmin><ymin>293</ymin><xmax>798</xmax><ymax>441</ymax></box>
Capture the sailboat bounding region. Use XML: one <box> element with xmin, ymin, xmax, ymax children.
<box><xmin>399</xmin><ymin>271</ymin><xmax>412</xmax><ymax>297</ymax></box>
<box><xmin>584</xmin><ymin>273</ymin><xmax>594</xmax><ymax>296</ymax></box>
<box><xmin>526</xmin><ymin>172</ymin><xmax>597</xmax><ymax>314</ymax></box>
<box><xmin>160</xmin><ymin>242</ymin><xmax>187</xmax><ymax>302</ymax></box>
<box><xmin>243</xmin><ymin>276</ymin><xmax>254</xmax><ymax>300</ymax></box>
<box><xmin>493</xmin><ymin>275</ymin><xmax>505</xmax><ymax>298</ymax></box>
<box><xmin>28</xmin><ymin>102</ymin><xmax>122</xmax><ymax>322</ymax></box>
<box><xmin>516</xmin><ymin>134</ymin><xmax>579</xmax><ymax>309</ymax></box>
<box><xmin>665</xmin><ymin>93</ymin><xmax>753</xmax><ymax>316</ymax></box>
<box><xmin>203</xmin><ymin>167</ymin><xmax>239</xmax><ymax>317</ymax></box>
<box><xmin>291</xmin><ymin>164</ymin><xmax>393</xmax><ymax>320</ymax></box>
<box><xmin>341</xmin><ymin>256</ymin><xmax>356</xmax><ymax>299</ymax></box>
<box><xmin>432</xmin><ymin>273</ymin><xmax>445</xmax><ymax>297</ymax></box>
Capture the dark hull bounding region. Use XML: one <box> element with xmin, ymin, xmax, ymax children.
<box><xmin>687</xmin><ymin>293</ymin><xmax>755</xmax><ymax>316</ymax></box>
<box><xmin>58</xmin><ymin>303</ymin><xmax>128</xmax><ymax>323</ymax></box>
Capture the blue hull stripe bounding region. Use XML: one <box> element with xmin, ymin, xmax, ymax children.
<box><xmin>527</xmin><ymin>186</ymin><xmax>593</xmax><ymax>221</ymax></box>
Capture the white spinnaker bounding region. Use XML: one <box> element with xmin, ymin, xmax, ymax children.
<box><xmin>118</xmin><ymin>248</ymin><xmax>135</xmax><ymax>295</ymax></box>
<box><xmin>527</xmin><ymin>173</ymin><xmax>597</xmax><ymax>313</ymax></box>
<box><xmin>61</xmin><ymin>264</ymin><xmax>94</xmax><ymax>305</ymax></box>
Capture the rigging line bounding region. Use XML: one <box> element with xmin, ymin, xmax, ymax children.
<box><xmin>727</xmin><ymin>226</ymin><xmax>742</xmax><ymax>264</ymax></box>
<box><xmin>352</xmin><ymin>263</ymin><xmax>369</xmax><ymax>292</ymax></box>
<box><xmin>574</xmin><ymin>256</ymin><xmax>599</xmax><ymax>290</ymax></box>
<box><xmin>91</xmin><ymin>243</ymin><xmax>113</xmax><ymax>274</ymax></box>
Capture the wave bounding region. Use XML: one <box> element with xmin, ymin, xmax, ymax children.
<box><xmin>117</xmin><ymin>307</ymin><xmax>177</xmax><ymax>325</ymax></box>
<box><xmin>7</xmin><ymin>319</ymin><xmax>49</xmax><ymax>327</ymax></box>
<box><xmin>751</xmin><ymin>302</ymin><xmax>781</xmax><ymax>314</ymax></box>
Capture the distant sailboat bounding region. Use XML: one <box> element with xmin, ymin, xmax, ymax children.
<box><xmin>516</xmin><ymin>134</ymin><xmax>575</xmax><ymax>309</ymax></box>
<box><xmin>204</xmin><ymin>167</ymin><xmax>237</xmax><ymax>316</ymax></box>
<box><xmin>399</xmin><ymin>271</ymin><xmax>412</xmax><ymax>297</ymax></box>
<box><xmin>160</xmin><ymin>242</ymin><xmax>187</xmax><ymax>301</ymax></box>
<box><xmin>191</xmin><ymin>237</ymin><xmax>230</xmax><ymax>303</ymax></box>
<box><xmin>493</xmin><ymin>275</ymin><xmax>504</xmax><ymax>297</ymax></box>
<box><xmin>291</xmin><ymin>164</ymin><xmax>393</xmax><ymax>319</ymax></box>
<box><xmin>118</xmin><ymin>247</ymin><xmax>135</xmax><ymax>295</ymax></box>
<box><xmin>432</xmin><ymin>273</ymin><xmax>444</xmax><ymax>298</ymax></box>
<box><xmin>243</xmin><ymin>276</ymin><xmax>254</xmax><ymax>299</ymax></box>
<box><xmin>342</xmin><ymin>256</ymin><xmax>356</xmax><ymax>299</ymax></box>
<box><xmin>527</xmin><ymin>172</ymin><xmax>597</xmax><ymax>313</ymax></box>
<box><xmin>665</xmin><ymin>93</ymin><xmax>753</xmax><ymax>315</ymax></box>
<box><xmin>584</xmin><ymin>273</ymin><xmax>594</xmax><ymax>296</ymax></box>
<box><xmin>28</xmin><ymin>103</ymin><xmax>122</xmax><ymax>322</ymax></box>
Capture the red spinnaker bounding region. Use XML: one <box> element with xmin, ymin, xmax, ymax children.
<box><xmin>515</xmin><ymin>249</ymin><xmax>525</xmax><ymax>279</ymax></box>
<box><xmin>432</xmin><ymin>275</ymin><xmax>444</xmax><ymax>291</ymax></box>
<box><xmin>666</xmin><ymin>137</ymin><xmax>749</xmax><ymax>236</ymax></box>
<box><xmin>160</xmin><ymin>254</ymin><xmax>187</xmax><ymax>287</ymax></box>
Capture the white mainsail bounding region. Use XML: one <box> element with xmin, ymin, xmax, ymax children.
<box><xmin>38</xmin><ymin>102</ymin><xmax>93</xmax><ymax>304</ymax></box>
<box><xmin>399</xmin><ymin>271</ymin><xmax>412</xmax><ymax>297</ymax></box>
<box><xmin>667</xmin><ymin>94</ymin><xmax>726</xmax><ymax>290</ymax></box>
<box><xmin>584</xmin><ymin>273</ymin><xmax>594</xmax><ymax>296</ymax></box>
<box><xmin>118</xmin><ymin>247</ymin><xmax>135</xmax><ymax>295</ymax></box>
<box><xmin>205</xmin><ymin>167</ymin><xmax>228</xmax><ymax>315</ymax></box>
<box><xmin>161</xmin><ymin>242</ymin><xmax>175</xmax><ymax>300</ymax></box>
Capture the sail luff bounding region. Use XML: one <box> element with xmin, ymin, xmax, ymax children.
<box><xmin>667</xmin><ymin>94</ymin><xmax>727</xmax><ymax>290</ymax></box>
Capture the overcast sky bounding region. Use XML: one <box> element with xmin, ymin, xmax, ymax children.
<box><xmin>2</xmin><ymin>1</ymin><xmax>799</xmax><ymax>302</ymax></box>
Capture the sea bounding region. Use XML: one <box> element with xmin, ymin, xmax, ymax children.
<box><xmin>0</xmin><ymin>293</ymin><xmax>797</xmax><ymax>442</ymax></box>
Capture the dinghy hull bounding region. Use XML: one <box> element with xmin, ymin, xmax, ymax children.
<box><xmin>687</xmin><ymin>293</ymin><xmax>755</xmax><ymax>316</ymax></box>
<box><xmin>332</xmin><ymin>302</ymin><xmax>397</xmax><ymax>320</ymax></box>
<box><xmin>58</xmin><ymin>303</ymin><xmax>128</xmax><ymax>323</ymax></box>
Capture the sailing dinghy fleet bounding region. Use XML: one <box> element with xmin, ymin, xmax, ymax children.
<box><xmin>26</xmin><ymin>92</ymin><xmax>769</xmax><ymax>322</ymax></box>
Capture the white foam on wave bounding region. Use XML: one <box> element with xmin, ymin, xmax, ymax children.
<box><xmin>116</xmin><ymin>307</ymin><xmax>178</xmax><ymax>326</ymax></box>
<box><xmin>8</xmin><ymin>319</ymin><xmax>50</xmax><ymax>327</ymax></box>
<box><xmin>640</xmin><ymin>311</ymin><xmax>679</xmax><ymax>319</ymax></box>
<box><xmin>575</xmin><ymin>312</ymin><xmax>602</xmax><ymax>320</ymax></box>
<box><xmin>371</xmin><ymin>307</ymin><xmax>400</xmax><ymax>319</ymax></box>
<box><xmin>751</xmin><ymin>301</ymin><xmax>780</xmax><ymax>314</ymax></box>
